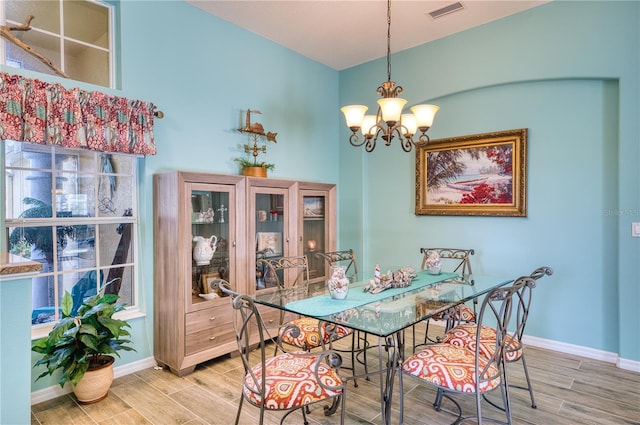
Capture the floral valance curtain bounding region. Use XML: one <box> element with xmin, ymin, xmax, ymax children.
<box><xmin>0</xmin><ymin>72</ymin><xmax>157</xmax><ymax>155</ymax></box>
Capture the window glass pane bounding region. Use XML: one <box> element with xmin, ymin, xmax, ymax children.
<box><xmin>56</xmin><ymin>173</ymin><xmax>96</xmax><ymax>217</ymax></box>
<box><xmin>6</xmin><ymin>1</ymin><xmax>60</xmax><ymax>33</ymax></box>
<box><xmin>64</xmin><ymin>0</ymin><xmax>109</xmax><ymax>49</ymax></box>
<box><xmin>64</xmin><ymin>40</ymin><xmax>110</xmax><ymax>87</ymax></box>
<box><xmin>102</xmin><ymin>265</ymin><xmax>134</xmax><ymax>306</ymax></box>
<box><xmin>107</xmin><ymin>154</ymin><xmax>133</xmax><ymax>175</ymax></box>
<box><xmin>98</xmin><ymin>175</ymin><xmax>134</xmax><ymax>218</ymax></box>
<box><xmin>5</xmin><ymin>169</ymin><xmax>54</xmax><ymax>219</ymax></box>
<box><xmin>8</xmin><ymin>224</ymin><xmax>56</xmax><ymax>263</ymax></box>
<box><xmin>58</xmin><ymin>224</ymin><xmax>96</xmax><ymax>271</ymax></box>
<box><xmin>99</xmin><ymin>222</ymin><xmax>133</xmax><ymax>266</ymax></box>
<box><xmin>5</xmin><ymin>142</ymin><xmax>52</xmax><ymax>169</ymax></box>
<box><xmin>60</xmin><ymin>269</ymin><xmax>100</xmax><ymax>313</ymax></box>
<box><xmin>31</xmin><ymin>274</ymin><xmax>57</xmax><ymax>325</ymax></box>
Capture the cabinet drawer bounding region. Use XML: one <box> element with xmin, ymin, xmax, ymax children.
<box><xmin>185</xmin><ymin>326</ymin><xmax>236</xmax><ymax>355</ymax></box>
<box><xmin>186</xmin><ymin>305</ymin><xmax>233</xmax><ymax>334</ymax></box>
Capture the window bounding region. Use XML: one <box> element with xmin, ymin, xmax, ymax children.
<box><xmin>2</xmin><ymin>0</ymin><xmax>114</xmax><ymax>88</ymax></box>
<box><xmin>4</xmin><ymin>140</ymin><xmax>138</xmax><ymax>327</ymax></box>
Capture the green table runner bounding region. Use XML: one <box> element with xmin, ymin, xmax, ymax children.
<box><xmin>285</xmin><ymin>271</ymin><xmax>459</xmax><ymax>317</ymax></box>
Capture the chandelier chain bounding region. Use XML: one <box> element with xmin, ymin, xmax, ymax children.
<box><xmin>386</xmin><ymin>0</ymin><xmax>392</xmax><ymax>83</ymax></box>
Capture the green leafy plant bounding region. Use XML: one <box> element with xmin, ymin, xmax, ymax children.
<box><xmin>31</xmin><ymin>286</ymin><xmax>136</xmax><ymax>387</ymax></box>
<box><xmin>234</xmin><ymin>157</ymin><xmax>275</xmax><ymax>171</ymax></box>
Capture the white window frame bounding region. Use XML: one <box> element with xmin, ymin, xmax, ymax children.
<box><xmin>4</xmin><ymin>142</ymin><xmax>140</xmax><ymax>337</ymax></box>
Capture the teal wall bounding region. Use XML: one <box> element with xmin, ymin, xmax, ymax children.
<box><xmin>0</xmin><ymin>0</ymin><xmax>635</xmax><ymax>396</ymax></box>
<box><xmin>339</xmin><ymin>1</ymin><xmax>639</xmax><ymax>362</ymax></box>
<box><xmin>19</xmin><ymin>0</ymin><xmax>341</xmax><ymax>392</ymax></box>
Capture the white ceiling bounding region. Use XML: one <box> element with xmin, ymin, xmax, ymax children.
<box><xmin>185</xmin><ymin>0</ymin><xmax>550</xmax><ymax>70</ymax></box>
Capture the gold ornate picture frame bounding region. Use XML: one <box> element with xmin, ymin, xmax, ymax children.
<box><xmin>415</xmin><ymin>128</ymin><xmax>527</xmax><ymax>217</ymax></box>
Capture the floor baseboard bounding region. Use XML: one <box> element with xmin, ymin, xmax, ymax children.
<box><xmin>30</xmin><ymin>356</ymin><xmax>157</xmax><ymax>405</ymax></box>
<box><xmin>522</xmin><ymin>334</ymin><xmax>640</xmax><ymax>372</ymax></box>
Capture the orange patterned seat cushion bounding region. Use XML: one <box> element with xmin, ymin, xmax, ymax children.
<box><xmin>442</xmin><ymin>324</ymin><xmax>522</xmax><ymax>362</ymax></box>
<box><xmin>432</xmin><ymin>303</ymin><xmax>476</xmax><ymax>322</ymax></box>
<box><xmin>280</xmin><ymin>317</ymin><xmax>353</xmax><ymax>349</ymax></box>
<box><xmin>244</xmin><ymin>352</ymin><xmax>343</xmax><ymax>408</ymax></box>
<box><xmin>401</xmin><ymin>344</ymin><xmax>502</xmax><ymax>393</ymax></box>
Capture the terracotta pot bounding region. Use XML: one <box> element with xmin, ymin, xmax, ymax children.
<box><xmin>72</xmin><ymin>355</ymin><xmax>115</xmax><ymax>404</ymax></box>
<box><xmin>242</xmin><ymin>166</ymin><xmax>267</xmax><ymax>178</ymax></box>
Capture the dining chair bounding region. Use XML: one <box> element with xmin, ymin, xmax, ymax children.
<box><xmin>412</xmin><ymin>247</ymin><xmax>476</xmax><ymax>351</ymax></box>
<box><xmin>219</xmin><ymin>281</ymin><xmax>347</xmax><ymax>425</ymax></box>
<box><xmin>441</xmin><ymin>266</ymin><xmax>553</xmax><ymax>409</ymax></box>
<box><xmin>257</xmin><ymin>255</ymin><xmax>353</xmax><ymax>351</ymax></box>
<box><xmin>398</xmin><ymin>276</ymin><xmax>531</xmax><ymax>425</ymax></box>
<box><xmin>315</xmin><ymin>249</ymin><xmax>370</xmax><ymax>384</ymax></box>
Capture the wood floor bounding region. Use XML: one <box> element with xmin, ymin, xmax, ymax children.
<box><xmin>31</xmin><ymin>324</ymin><xmax>640</xmax><ymax>425</ymax></box>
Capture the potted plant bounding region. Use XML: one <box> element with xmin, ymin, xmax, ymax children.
<box><xmin>31</xmin><ymin>283</ymin><xmax>135</xmax><ymax>404</ymax></box>
<box><xmin>234</xmin><ymin>158</ymin><xmax>276</xmax><ymax>178</ymax></box>
<box><xmin>236</xmin><ymin>109</ymin><xmax>278</xmax><ymax>178</ymax></box>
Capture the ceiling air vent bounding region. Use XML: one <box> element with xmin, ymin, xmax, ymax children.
<box><xmin>428</xmin><ymin>2</ymin><xmax>464</xmax><ymax>19</ymax></box>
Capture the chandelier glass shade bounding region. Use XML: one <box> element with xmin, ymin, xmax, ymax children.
<box><xmin>341</xmin><ymin>0</ymin><xmax>439</xmax><ymax>152</ymax></box>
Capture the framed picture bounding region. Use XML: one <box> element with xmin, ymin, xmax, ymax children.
<box><xmin>201</xmin><ymin>272</ymin><xmax>222</xmax><ymax>295</ymax></box>
<box><xmin>256</xmin><ymin>232</ymin><xmax>283</xmax><ymax>257</ymax></box>
<box><xmin>303</xmin><ymin>196</ymin><xmax>324</xmax><ymax>218</ymax></box>
<box><xmin>415</xmin><ymin>128</ymin><xmax>527</xmax><ymax>217</ymax></box>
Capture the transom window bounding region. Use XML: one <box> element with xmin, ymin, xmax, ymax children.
<box><xmin>4</xmin><ymin>140</ymin><xmax>137</xmax><ymax>327</ymax></box>
<box><xmin>2</xmin><ymin>0</ymin><xmax>114</xmax><ymax>88</ymax></box>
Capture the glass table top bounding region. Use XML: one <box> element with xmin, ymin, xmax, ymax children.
<box><xmin>253</xmin><ymin>272</ymin><xmax>514</xmax><ymax>337</ymax></box>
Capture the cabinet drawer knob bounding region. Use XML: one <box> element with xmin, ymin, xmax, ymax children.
<box><xmin>209</xmin><ymin>316</ymin><xmax>216</xmax><ymax>321</ymax></box>
<box><xmin>209</xmin><ymin>336</ymin><xmax>216</xmax><ymax>341</ymax></box>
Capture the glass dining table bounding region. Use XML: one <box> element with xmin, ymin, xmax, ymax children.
<box><xmin>253</xmin><ymin>270</ymin><xmax>514</xmax><ymax>425</ymax></box>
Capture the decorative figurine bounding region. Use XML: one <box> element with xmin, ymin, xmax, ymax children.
<box><xmin>192</xmin><ymin>235</ymin><xmax>218</xmax><ymax>266</ymax></box>
<box><xmin>363</xmin><ymin>265</ymin><xmax>417</xmax><ymax>294</ymax></box>
<box><xmin>327</xmin><ymin>266</ymin><xmax>350</xmax><ymax>300</ymax></box>
<box><xmin>217</xmin><ymin>204</ymin><xmax>227</xmax><ymax>223</ymax></box>
<box><xmin>425</xmin><ymin>250</ymin><xmax>442</xmax><ymax>275</ymax></box>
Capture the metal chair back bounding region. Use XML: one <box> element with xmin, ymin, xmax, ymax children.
<box><xmin>419</xmin><ymin>247</ymin><xmax>474</xmax><ymax>275</ymax></box>
<box><xmin>316</xmin><ymin>249</ymin><xmax>358</xmax><ymax>282</ymax></box>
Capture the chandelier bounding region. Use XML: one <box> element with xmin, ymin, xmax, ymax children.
<box><xmin>341</xmin><ymin>0</ymin><xmax>439</xmax><ymax>152</ymax></box>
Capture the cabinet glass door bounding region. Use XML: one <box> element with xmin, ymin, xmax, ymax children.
<box><xmin>302</xmin><ymin>193</ymin><xmax>327</xmax><ymax>282</ymax></box>
<box><xmin>253</xmin><ymin>190</ymin><xmax>287</xmax><ymax>291</ymax></box>
<box><xmin>190</xmin><ymin>185</ymin><xmax>231</xmax><ymax>305</ymax></box>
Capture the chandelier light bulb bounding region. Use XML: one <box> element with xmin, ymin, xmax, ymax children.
<box><xmin>341</xmin><ymin>105</ymin><xmax>368</xmax><ymax>129</ymax></box>
<box><xmin>400</xmin><ymin>114</ymin><xmax>417</xmax><ymax>136</ymax></box>
<box><xmin>361</xmin><ymin>115</ymin><xmax>377</xmax><ymax>137</ymax></box>
<box><xmin>377</xmin><ymin>97</ymin><xmax>407</xmax><ymax>124</ymax></box>
<box><xmin>410</xmin><ymin>104</ymin><xmax>440</xmax><ymax>128</ymax></box>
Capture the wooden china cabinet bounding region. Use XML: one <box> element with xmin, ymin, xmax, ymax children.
<box><xmin>153</xmin><ymin>171</ymin><xmax>335</xmax><ymax>376</ymax></box>
<box><xmin>247</xmin><ymin>177</ymin><xmax>336</xmax><ymax>329</ymax></box>
<box><xmin>153</xmin><ymin>171</ymin><xmax>247</xmax><ymax>376</ymax></box>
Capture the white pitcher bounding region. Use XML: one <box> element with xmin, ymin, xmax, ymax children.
<box><xmin>192</xmin><ymin>235</ymin><xmax>218</xmax><ymax>265</ymax></box>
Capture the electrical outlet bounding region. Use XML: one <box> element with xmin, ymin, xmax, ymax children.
<box><xmin>633</xmin><ymin>222</ymin><xmax>640</xmax><ymax>237</ymax></box>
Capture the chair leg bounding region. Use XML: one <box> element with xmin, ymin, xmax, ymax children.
<box><xmin>520</xmin><ymin>354</ymin><xmax>537</xmax><ymax>408</ymax></box>
<box><xmin>398</xmin><ymin>368</ymin><xmax>405</xmax><ymax>424</ymax></box>
<box><xmin>501</xmin><ymin>360</ymin><xmax>514</xmax><ymax>425</ymax></box>
<box><xmin>433</xmin><ymin>388</ymin><xmax>444</xmax><ymax>411</ymax></box>
<box><xmin>350</xmin><ymin>332</ymin><xmax>359</xmax><ymax>387</ymax></box>
<box><xmin>235</xmin><ymin>394</ymin><xmax>244</xmax><ymax>425</ymax></box>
